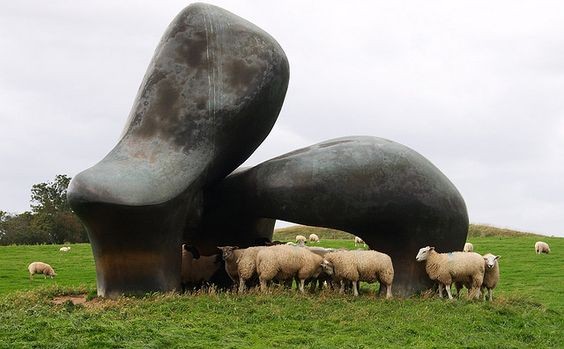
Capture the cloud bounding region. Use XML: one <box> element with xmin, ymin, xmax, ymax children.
<box><xmin>0</xmin><ymin>1</ymin><xmax>563</xmax><ymax>236</ymax></box>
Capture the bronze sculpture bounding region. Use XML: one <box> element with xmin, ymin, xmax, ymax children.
<box><xmin>68</xmin><ymin>3</ymin><xmax>468</xmax><ymax>298</ymax></box>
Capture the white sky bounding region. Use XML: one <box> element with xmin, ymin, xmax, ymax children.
<box><xmin>1</xmin><ymin>1</ymin><xmax>563</xmax><ymax>236</ymax></box>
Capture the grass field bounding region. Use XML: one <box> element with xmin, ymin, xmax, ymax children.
<box><xmin>0</xmin><ymin>227</ymin><xmax>562</xmax><ymax>348</ymax></box>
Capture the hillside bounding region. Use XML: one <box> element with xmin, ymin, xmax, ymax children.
<box><xmin>273</xmin><ymin>223</ymin><xmax>548</xmax><ymax>241</ymax></box>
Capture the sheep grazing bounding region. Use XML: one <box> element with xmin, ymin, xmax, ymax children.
<box><xmin>463</xmin><ymin>242</ymin><xmax>473</xmax><ymax>252</ymax></box>
<box><xmin>535</xmin><ymin>241</ymin><xmax>550</xmax><ymax>254</ymax></box>
<box><xmin>415</xmin><ymin>246</ymin><xmax>484</xmax><ymax>300</ymax></box>
<box><xmin>59</xmin><ymin>246</ymin><xmax>71</xmax><ymax>252</ymax></box>
<box><xmin>354</xmin><ymin>236</ymin><xmax>366</xmax><ymax>247</ymax></box>
<box><xmin>28</xmin><ymin>262</ymin><xmax>56</xmax><ymax>280</ymax></box>
<box><xmin>296</xmin><ymin>235</ymin><xmax>307</xmax><ymax>246</ymax></box>
<box><xmin>321</xmin><ymin>250</ymin><xmax>394</xmax><ymax>298</ymax></box>
<box><xmin>181</xmin><ymin>244</ymin><xmax>223</xmax><ymax>291</ymax></box>
<box><xmin>309</xmin><ymin>233</ymin><xmax>320</xmax><ymax>243</ymax></box>
<box><xmin>256</xmin><ymin>245</ymin><xmax>324</xmax><ymax>293</ymax></box>
<box><xmin>481</xmin><ymin>253</ymin><xmax>500</xmax><ymax>301</ymax></box>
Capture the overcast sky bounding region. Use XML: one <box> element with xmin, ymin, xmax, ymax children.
<box><xmin>1</xmin><ymin>1</ymin><xmax>563</xmax><ymax>237</ymax></box>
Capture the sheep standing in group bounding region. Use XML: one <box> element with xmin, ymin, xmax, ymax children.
<box><xmin>321</xmin><ymin>250</ymin><xmax>394</xmax><ymax>298</ymax></box>
<box><xmin>181</xmin><ymin>244</ymin><xmax>223</xmax><ymax>291</ymax></box>
<box><xmin>309</xmin><ymin>233</ymin><xmax>320</xmax><ymax>243</ymax></box>
<box><xmin>535</xmin><ymin>241</ymin><xmax>550</xmax><ymax>254</ymax></box>
<box><xmin>28</xmin><ymin>262</ymin><xmax>56</xmax><ymax>280</ymax></box>
<box><xmin>255</xmin><ymin>245</ymin><xmax>324</xmax><ymax>293</ymax></box>
<box><xmin>481</xmin><ymin>253</ymin><xmax>500</xmax><ymax>301</ymax></box>
<box><xmin>463</xmin><ymin>242</ymin><xmax>473</xmax><ymax>252</ymax></box>
<box><xmin>305</xmin><ymin>246</ymin><xmax>336</xmax><ymax>290</ymax></box>
<box><xmin>415</xmin><ymin>246</ymin><xmax>484</xmax><ymax>300</ymax></box>
<box><xmin>354</xmin><ymin>236</ymin><xmax>366</xmax><ymax>247</ymax></box>
<box><xmin>218</xmin><ymin>246</ymin><xmax>265</xmax><ymax>292</ymax></box>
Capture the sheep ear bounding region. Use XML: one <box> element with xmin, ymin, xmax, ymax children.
<box><xmin>495</xmin><ymin>255</ymin><xmax>500</xmax><ymax>260</ymax></box>
<box><xmin>429</xmin><ymin>246</ymin><xmax>435</xmax><ymax>251</ymax></box>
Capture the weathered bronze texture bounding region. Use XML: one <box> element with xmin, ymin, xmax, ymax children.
<box><xmin>201</xmin><ymin>136</ymin><xmax>469</xmax><ymax>296</ymax></box>
<box><xmin>67</xmin><ymin>3</ymin><xmax>289</xmax><ymax>297</ymax></box>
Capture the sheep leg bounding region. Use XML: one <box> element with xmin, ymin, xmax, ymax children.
<box><xmin>260</xmin><ymin>278</ymin><xmax>267</xmax><ymax>292</ymax></box>
<box><xmin>385</xmin><ymin>284</ymin><xmax>393</xmax><ymax>299</ymax></box>
<box><xmin>352</xmin><ymin>281</ymin><xmax>359</xmax><ymax>296</ymax></box>
<box><xmin>238</xmin><ymin>278</ymin><xmax>246</xmax><ymax>294</ymax></box>
<box><xmin>488</xmin><ymin>289</ymin><xmax>493</xmax><ymax>301</ymax></box>
<box><xmin>298</xmin><ymin>279</ymin><xmax>305</xmax><ymax>293</ymax></box>
<box><xmin>445</xmin><ymin>284</ymin><xmax>454</xmax><ymax>299</ymax></box>
<box><xmin>339</xmin><ymin>281</ymin><xmax>346</xmax><ymax>294</ymax></box>
<box><xmin>438</xmin><ymin>284</ymin><xmax>444</xmax><ymax>298</ymax></box>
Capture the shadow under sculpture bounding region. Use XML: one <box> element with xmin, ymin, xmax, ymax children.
<box><xmin>66</xmin><ymin>3</ymin><xmax>289</xmax><ymax>297</ymax></box>
<box><xmin>201</xmin><ymin>136</ymin><xmax>469</xmax><ymax>296</ymax></box>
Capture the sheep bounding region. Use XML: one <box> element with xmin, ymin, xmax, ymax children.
<box><xmin>354</xmin><ymin>236</ymin><xmax>366</xmax><ymax>247</ymax></box>
<box><xmin>218</xmin><ymin>246</ymin><xmax>265</xmax><ymax>292</ymax></box>
<box><xmin>309</xmin><ymin>233</ymin><xmax>320</xmax><ymax>243</ymax></box>
<box><xmin>296</xmin><ymin>235</ymin><xmax>307</xmax><ymax>245</ymax></box>
<box><xmin>59</xmin><ymin>246</ymin><xmax>71</xmax><ymax>252</ymax></box>
<box><xmin>481</xmin><ymin>253</ymin><xmax>500</xmax><ymax>301</ymax></box>
<box><xmin>234</xmin><ymin>246</ymin><xmax>266</xmax><ymax>292</ymax></box>
<box><xmin>416</xmin><ymin>246</ymin><xmax>484</xmax><ymax>300</ymax></box>
<box><xmin>463</xmin><ymin>242</ymin><xmax>473</xmax><ymax>252</ymax></box>
<box><xmin>181</xmin><ymin>244</ymin><xmax>223</xmax><ymax>291</ymax></box>
<box><xmin>321</xmin><ymin>250</ymin><xmax>394</xmax><ymax>298</ymax></box>
<box><xmin>28</xmin><ymin>262</ymin><xmax>56</xmax><ymax>280</ymax></box>
<box><xmin>255</xmin><ymin>245</ymin><xmax>324</xmax><ymax>293</ymax></box>
<box><xmin>305</xmin><ymin>247</ymin><xmax>336</xmax><ymax>290</ymax></box>
<box><xmin>535</xmin><ymin>241</ymin><xmax>550</xmax><ymax>254</ymax></box>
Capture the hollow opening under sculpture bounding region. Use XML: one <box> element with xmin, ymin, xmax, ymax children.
<box><xmin>68</xmin><ymin>3</ymin><xmax>468</xmax><ymax>298</ymax></box>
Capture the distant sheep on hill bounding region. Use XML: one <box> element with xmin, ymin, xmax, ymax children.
<box><xmin>309</xmin><ymin>233</ymin><xmax>320</xmax><ymax>243</ymax></box>
<box><xmin>354</xmin><ymin>236</ymin><xmax>366</xmax><ymax>247</ymax></box>
<box><xmin>28</xmin><ymin>262</ymin><xmax>56</xmax><ymax>280</ymax></box>
<box><xmin>535</xmin><ymin>241</ymin><xmax>550</xmax><ymax>254</ymax></box>
<box><xmin>296</xmin><ymin>235</ymin><xmax>307</xmax><ymax>245</ymax></box>
<box><xmin>463</xmin><ymin>242</ymin><xmax>473</xmax><ymax>252</ymax></box>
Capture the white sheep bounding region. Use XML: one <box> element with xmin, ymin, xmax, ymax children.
<box><xmin>255</xmin><ymin>245</ymin><xmax>324</xmax><ymax>293</ymax></box>
<box><xmin>59</xmin><ymin>246</ymin><xmax>71</xmax><ymax>252</ymax></box>
<box><xmin>481</xmin><ymin>253</ymin><xmax>500</xmax><ymax>301</ymax></box>
<box><xmin>296</xmin><ymin>235</ymin><xmax>307</xmax><ymax>245</ymax></box>
<box><xmin>181</xmin><ymin>245</ymin><xmax>222</xmax><ymax>291</ymax></box>
<box><xmin>28</xmin><ymin>262</ymin><xmax>56</xmax><ymax>280</ymax></box>
<box><xmin>321</xmin><ymin>250</ymin><xmax>394</xmax><ymax>298</ymax></box>
<box><xmin>309</xmin><ymin>233</ymin><xmax>320</xmax><ymax>243</ymax></box>
<box><xmin>305</xmin><ymin>246</ymin><xmax>336</xmax><ymax>290</ymax></box>
<box><xmin>218</xmin><ymin>246</ymin><xmax>265</xmax><ymax>292</ymax></box>
<box><xmin>463</xmin><ymin>242</ymin><xmax>473</xmax><ymax>252</ymax></box>
<box><xmin>234</xmin><ymin>246</ymin><xmax>266</xmax><ymax>292</ymax></box>
<box><xmin>415</xmin><ymin>246</ymin><xmax>484</xmax><ymax>300</ymax></box>
<box><xmin>354</xmin><ymin>236</ymin><xmax>366</xmax><ymax>247</ymax></box>
<box><xmin>535</xmin><ymin>241</ymin><xmax>550</xmax><ymax>254</ymax></box>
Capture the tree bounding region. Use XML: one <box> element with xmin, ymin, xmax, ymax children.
<box><xmin>0</xmin><ymin>175</ymin><xmax>89</xmax><ymax>245</ymax></box>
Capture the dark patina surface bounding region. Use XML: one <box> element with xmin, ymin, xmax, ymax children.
<box><xmin>201</xmin><ymin>136</ymin><xmax>468</xmax><ymax>296</ymax></box>
<box><xmin>67</xmin><ymin>3</ymin><xmax>289</xmax><ymax>297</ymax></box>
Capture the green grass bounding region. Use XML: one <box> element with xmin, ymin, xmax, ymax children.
<box><xmin>0</xmin><ymin>243</ymin><xmax>96</xmax><ymax>294</ymax></box>
<box><xmin>0</xmin><ymin>228</ymin><xmax>562</xmax><ymax>348</ymax></box>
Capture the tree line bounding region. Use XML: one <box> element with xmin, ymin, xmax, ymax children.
<box><xmin>0</xmin><ymin>175</ymin><xmax>88</xmax><ymax>245</ymax></box>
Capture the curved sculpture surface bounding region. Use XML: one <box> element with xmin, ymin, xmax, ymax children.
<box><xmin>67</xmin><ymin>3</ymin><xmax>289</xmax><ymax>297</ymax></box>
<box><xmin>201</xmin><ymin>136</ymin><xmax>469</xmax><ymax>296</ymax></box>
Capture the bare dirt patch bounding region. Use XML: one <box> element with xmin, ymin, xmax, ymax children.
<box><xmin>52</xmin><ymin>294</ymin><xmax>87</xmax><ymax>305</ymax></box>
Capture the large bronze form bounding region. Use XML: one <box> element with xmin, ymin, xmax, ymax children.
<box><xmin>68</xmin><ymin>3</ymin><xmax>468</xmax><ymax>298</ymax></box>
<box><xmin>67</xmin><ymin>3</ymin><xmax>289</xmax><ymax>298</ymax></box>
<box><xmin>201</xmin><ymin>137</ymin><xmax>468</xmax><ymax>296</ymax></box>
